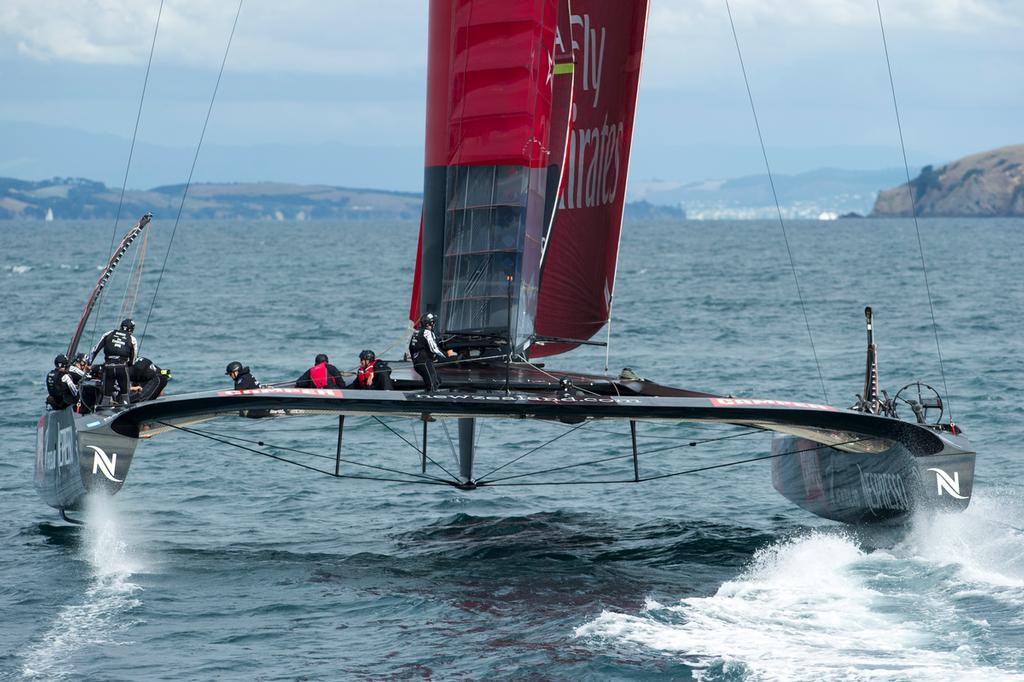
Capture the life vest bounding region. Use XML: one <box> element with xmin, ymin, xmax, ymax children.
<box><xmin>409</xmin><ymin>330</ymin><xmax>423</xmax><ymax>356</ymax></box>
<box><xmin>103</xmin><ymin>330</ymin><xmax>131</xmax><ymax>360</ymax></box>
<box><xmin>46</xmin><ymin>370</ymin><xmax>63</xmax><ymax>399</ymax></box>
<box><xmin>310</xmin><ymin>362</ymin><xmax>328</xmax><ymax>388</ymax></box>
<box><xmin>356</xmin><ymin>359</ymin><xmax>378</xmax><ymax>387</ymax></box>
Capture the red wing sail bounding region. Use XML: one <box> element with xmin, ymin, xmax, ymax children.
<box><xmin>413</xmin><ymin>0</ymin><xmax>561</xmax><ymax>351</ymax></box>
<box><xmin>411</xmin><ymin>0</ymin><xmax>649</xmax><ymax>360</ymax></box>
<box><xmin>531</xmin><ymin>1</ymin><xmax>649</xmax><ymax>357</ymax></box>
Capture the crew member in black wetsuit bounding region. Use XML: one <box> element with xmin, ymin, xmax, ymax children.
<box><xmin>225</xmin><ymin>361</ymin><xmax>260</xmax><ymax>390</ymax></box>
<box><xmin>409</xmin><ymin>312</ymin><xmax>454</xmax><ymax>391</ymax></box>
<box><xmin>69</xmin><ymin>353</ymin><xmax>100</xmax><ymax>412</ymax></box>
<box><xmin>130</xmin><ymin>357</ymin><xmax>167</xmax><ymax>402</ymax></box>
<box><xmin>69</xmin><ymin>353</ymin><xmax>90</xmax><ymax>385</ymax></box>
<box><xmin>45</xmin><ymin>354</ymin><xmax>79</xmax><ymax>410</ymax></box>
<box><xmin>349</xmin><ymin>349</ymin><xmax>392</xmax><ymax>390</ymax></box>
<box><xmin>88</xmin><ymin>318</ymin><xmax>138</xmax><ymax>406</ymax></box>
<box><xmin>295</xmin><ymin>354</ymin><xmax>344</xmax><ymax>389</ymax></box>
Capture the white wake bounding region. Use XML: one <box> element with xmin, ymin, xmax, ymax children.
<box><xmin>20</xmin><ymin>495</ymin><xmax>145</xmax><ymax>680</ymax></box>
<box><xmin>576</xmin><ymin>493</ymin><xmax>1024</xmax><ymax>681</ymax></box>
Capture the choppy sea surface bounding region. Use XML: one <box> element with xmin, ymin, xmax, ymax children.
<box><xmin>1</xmin><ymin>217</ymin><xmax>1022</xmax><ymax>680</ymax></box>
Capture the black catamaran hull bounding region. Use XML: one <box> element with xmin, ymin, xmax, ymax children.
<box><xmin>771</xmin><ymin>432</ymin><xmax>974</xmax><ymax>524</ymax></box>
<box><xmin>35</xmin><ymin>408</ymin><xmax>138</xmax><ymax>512</ymax></box>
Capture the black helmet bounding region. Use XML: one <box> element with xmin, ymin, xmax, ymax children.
<box><xmin>359</xmin><ymin>349</ymin><xmax>375</xmax><ymax>362</ymax></box>
<box><xmin>54</xmin><ymin>353</ymin><xmax>69</xmax><ymax>368</ymax></box>
<box><xmin>120</xmin><ymin>318</ymin><xmax>135</xmax><ymax>332</ymax></box>
<box><xmin>419</xmin><ymin>312</ymin><xmax>437</xmax><ymax>327</ymax></box>
<box><xmin>73</xmin><ymin>352</ymin><xmax>87</xmax><ymax>365</ymax></box>
<box><xmin>225</xmin><ymin>361</ymin><xmax>243</xmax><ymax>375</ymax></box>
<box><xmin>314</xmin><ymin>353</ymin><xmax>329</xmax><ymax>365</ymax></box>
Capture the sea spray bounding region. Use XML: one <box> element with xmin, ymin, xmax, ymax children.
<box><xmin>20</xmin><ymin>494</ymin><xmax>144</xmax><ymax>680</ymax></box>
<box><xmin>900</xmin><ymin>488</ymin><xmax>1024</xmax><ymax>590</ymax></box>
<box><xmin>574</xmin><ymin>529</ymin><xmax>1020</xmax><ymax>681</ymax></box>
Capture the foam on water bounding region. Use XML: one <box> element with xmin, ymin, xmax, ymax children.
<box><xmin>900</xmin><ymin>489</ymin><xmax>1024</xmax><ymax>593</ymax></box>
<box><xmin>576</xmin><ymin>525</ymin><xmax>1024</xmax><ymax>681</ymax></box>
<box><xmin>20</xmin><ymin>495</ymin><xmax>144</xmax><ymax>680</ymax></box>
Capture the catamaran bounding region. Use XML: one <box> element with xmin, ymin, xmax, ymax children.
<box><xmin>35</xmin><ymin>0</ymin><xmax>974</xmax><ymax>526</ymax></box>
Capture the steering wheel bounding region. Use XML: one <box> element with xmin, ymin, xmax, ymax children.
<box><xmin>893</xmin><ymin>381</ymin><xmax>944</xmax><ymax>425</ymax></box>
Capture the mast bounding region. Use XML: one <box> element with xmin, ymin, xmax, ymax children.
<box><xmin>862</xmin><ymin>306</ymin><xmax>880</xmax><ymax>414</ymax></box>
<box><xmin>67</xmin><ymin>212</ymin><xmax>153</xmax><ymax>360</ymax></box>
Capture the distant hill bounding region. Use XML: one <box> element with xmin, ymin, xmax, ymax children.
<box><xmin>621</xmin><ymin>200</ymin><xmax>686</xmax><ymax>220</ymax></box>
<box><xmin>872</xmin><ymin>144</ymin><xmax>1024</xmax><ymax>217</ymax></box>
<box><xmin>0</xmin><ymin>176</ymin><xmax>680</xmax><ymax>222</ymax></box>
<box><xmin>0</xmin><ymin>177</ymin><xmax>422</xmax><ymax>220</ymax></box>
<box><xmin>639</xmin><ymin>167</ymin><xmax>907</xmax><ymax>219</ymax></box>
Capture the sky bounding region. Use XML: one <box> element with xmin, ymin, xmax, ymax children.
<box><xmin>0</xmin><ymin>0</ymin><xmax>1021</xmax><ymax>192</ymax></box>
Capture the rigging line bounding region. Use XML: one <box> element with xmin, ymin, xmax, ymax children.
<box><xmin>475</xmin><ymin>419</ymin><xmax>590</xmax><ymax>481</ymax></box>
<box><xmin>604</xmin><ymin>313</ymin><xmax>613</xmax><ymax>374</ymax></box>
<box><xmin>116</xmin><ymin>230</ymin><xmax>144</xmax><ymax>314</ymax></box>
<box><xmin>158</xmin><ymin>421</ymin><xmax>452</xmax><ymax>485</ymax></box>
<box><xmin>138</xmin><ymin>0</ymin><xmax>243</xmax><ymax>353</ymax></box>
<box><xmin>119</xmin><ymin>228</ymin><xmax>151</xmax><ymax>319</ymax></box>
<box><xmin>482</xmin><ymin>436</ymin><xmax>874</xmax><ymax>487</ymax></box>
<box><xmin>166</xmin><ymin>422</ymin><xmax>452</xmax><ymax>482</ymax></box>
<box><xmin>439</xmin><ymin>418</ymin><xmax>461</xmax><ymax>469</ymax></box>
<box><xmin>91</xmin><ymin>0</ymin><xmax>165</xmax><ymax>341</ymax></box>
<box><xmin>586</xmin><ymin>425</ymin><xmax>763</xmax><ymax>442</ymax></box>
<box><xmin>517</xmin><ymin>358</ymin><xmax>605</xmax><ymax>397</ymax></box>
<box><xmin>480</xmin><ymin>427</ymin><xmax>766</xmax><ymax>484</ymax></box>
<box><xmin>874</xmin><ymin>0</ymin><xmax>952</xmax><ymax>421</ymax></box>
<box><xmin>480</xmin><ymin>451</ymin><xmax>635</xmax><ymax>484</ymax></box>
<box><xmin>372</xmin><ymin>416</ymin><xmax>461</xmax><ymax>481</ymax></box>
<box><xmin>637</xmin><ymin>428</ymin><xmax>766</xmax><ymax>456</ymax></box>
<box><xmin>637</xmin><ymin>436</ymin><xmax>872</xmax><ymax>482</ymax></box>
<box><xmin>342</xmin><ymin>322</ymin><xmax>414</xmax><ymax>374</ymax></box>
<box><xmin>724</xmin><ymin>0</ymin><xmax>830</xmax><ymax>406</ymax></box>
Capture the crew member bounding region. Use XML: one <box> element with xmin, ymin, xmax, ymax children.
<box><xmin>295</xmin><ymin>353</ymin><xmax>344</xmax><ymax>389</ymax></box>
<box><xmin>45</xmin><ymin>354</ymin><xmax>79</xmax><ymax>410</ymax></box>
<box><xmin>225</xmin><ymin>361</ymin><xmax>260</xmax><ymax>390</ymax></box>
<box><xmin>88</xmin><ymin>317</ymin><xmax>138</xmax><ymax>406</ymax></box>
<box><xmin>69</xmin><ymin>353</ymin><xmax>90</xmax><ymax>385</ymax></box>
<box><xmin>409</xmin><ymin>312</ymin><xmax>454</xmax><ymax>391</ymax></box>
<box><xmin>130</xmin><ymin>357</ymin><xmax>167</xmax><ymax>402</ymax></box>
<box><xmin>70</xmin><ymin>353</ymin><xmax>100</xmax><ymax>412</ymax></box>
<box><xmin>350</xmin><ymin>349</ymin><xmax>392</xmax><ymax>390</ymax></box>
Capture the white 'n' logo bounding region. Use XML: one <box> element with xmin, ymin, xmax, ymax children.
<box><xmin>926</xmin><ymin>468</ymin><xmax>968</xmax><ymax>500</ymax></box>
<box><xmin>88</xmin><ymin>446</ymin><xmax>123</xmax><ymax>482</ymax></box>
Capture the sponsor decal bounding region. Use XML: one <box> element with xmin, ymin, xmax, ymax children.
<box><xmin>86</xmin><ymin>421</ymin><xmax>101</xmax><ymax>428</ymax></box>
<box><xmin>799</xmin><ymin>451</ymin><xmax>825</xmax><ymax>501</ymax></box>
<box><xmin>858</xmin><ymin>467</ymin><xmax>910</xmax><ymax>512</ymax></box>
<box><xmin>87</xmin><ymin>445</ymin><xmax>122</xmax><ymax>483</ymax></box>
<box><xmin>217</xmin><ymin>388</ymin><xmax>343</xmax><ymax>397</ymax></box>
<box><xmin>926</xmin><ymin>468</ymin><xmax>968</xmax><ymax>500</ymax></box>
<box><xmin>556</xmin><ymin>11</ymin><xmax>627</xmax><ymax>211</ymax></box>
<box><xmin>44</xmin><ymin>426</ymin><xmax>75</xmax><ymax>473</ymax></box>
<box><xmin>710</xmin><ymin>397</ymin><xmax>837</xmax><ymax>412</ymax></box>
<box><xmin>57</xmin><ymin>426</ymin><xmax>74</xmax><ymax>469</ymax></box>
<box><xmin>417</xmin><ymin>393</ymin><xmax>641</xmax><ymax>405</ymax></box>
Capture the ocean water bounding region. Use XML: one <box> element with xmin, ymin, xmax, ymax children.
<box><xmin>1</xmin><ymin>217</ymin><xmax>1022</xmax><ymax>680</ymax></box>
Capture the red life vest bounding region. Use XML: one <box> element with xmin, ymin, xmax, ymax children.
<box><xmin>356</xmin><ymin>359</ymin><xmax>378</xmax><ymax>387</ymax></box>
<box><xmin>310</xmin><ymin>362</ymin><xmax>328</xmax><ymax>388</ymax></box>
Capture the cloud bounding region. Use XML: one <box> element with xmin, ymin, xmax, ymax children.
<box><xmin>650</xmin><ymin>0</ymin><xmax>1021</xmax><ymax>33</ymax></box>
<box><xmin>0</xmin><ymin>0</ymin><xmax>429</xmax><ymax>75</ymax></box>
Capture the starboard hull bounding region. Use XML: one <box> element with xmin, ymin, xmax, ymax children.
<box><xmin>771</xmin><ymin>431</ymin><xmax>975</xmax><ymax>524</ymax></box>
